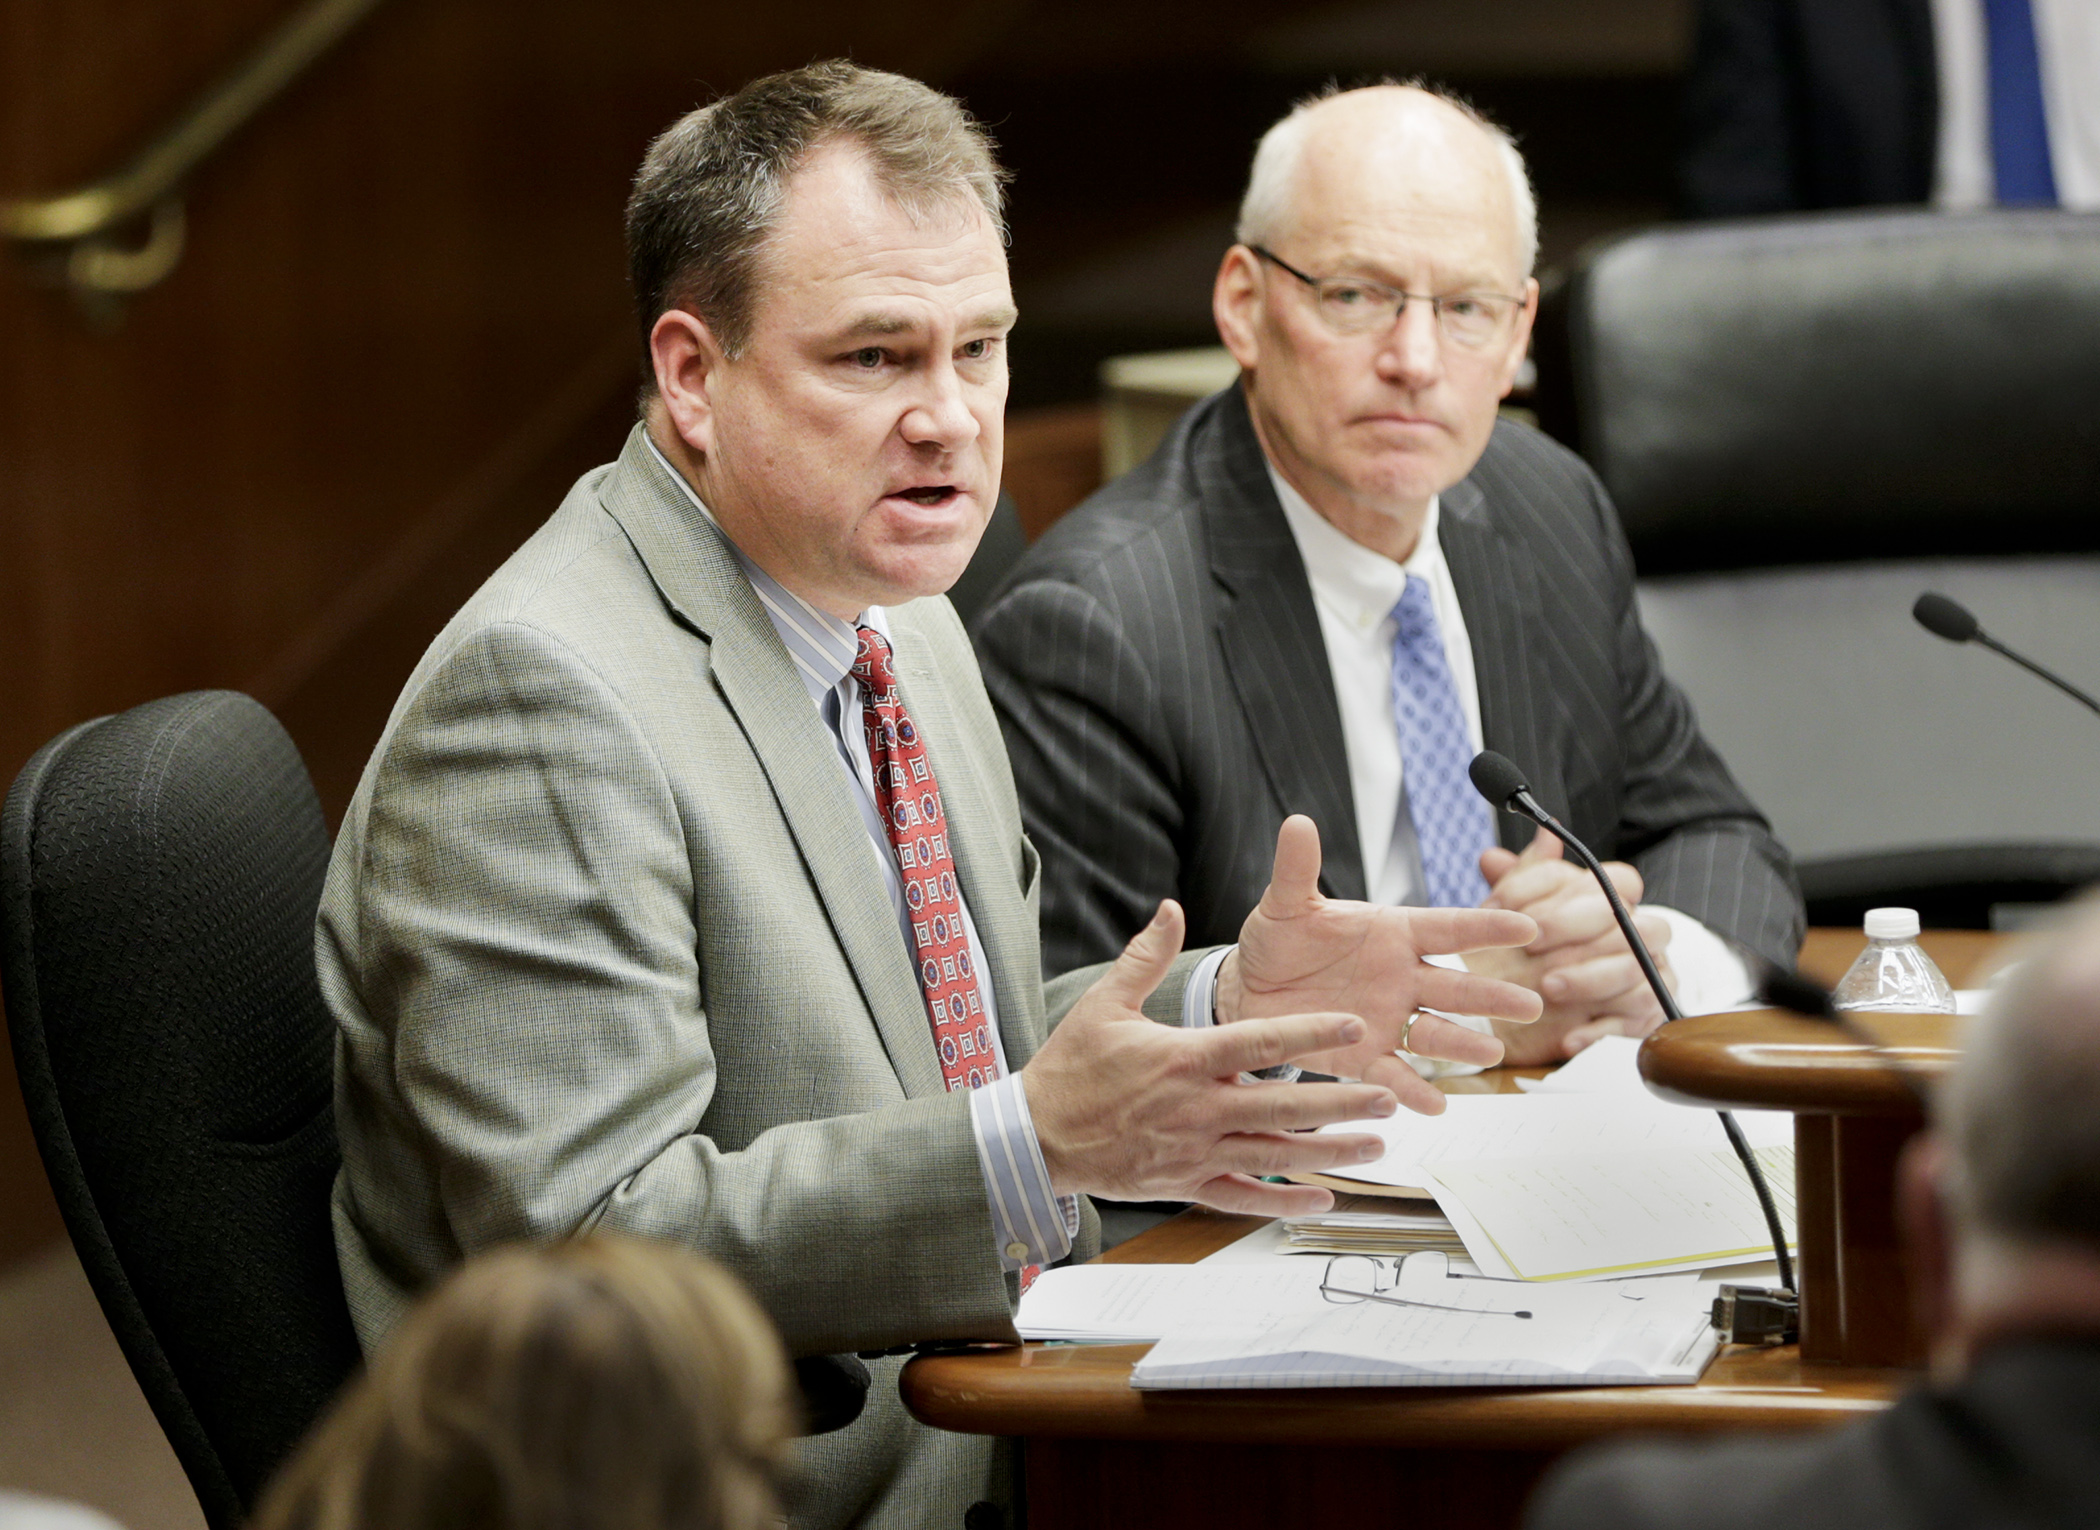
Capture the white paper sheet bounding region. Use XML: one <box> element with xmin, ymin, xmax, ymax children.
<box><xmin>1193</xmin><ymin>1190</ymin><xmax>1781</xmax><ymax>1287</ymax></box>
<box><xmin>1429</xmin><ymin>1143</ymin><xmax>1798</xmax><ymax>1280</ymax></box>
<box><xmin>1014</xmin><ymin>1264</ymin><xmax>1319</xmax><ymax>1343</ymax></box>
<box><xmin>1129</xmin><ymin>1252</ymin><xmax>1720</xmax><ymax>1389</ymax></box>
<box><xmin>1314</xmin><ymin>1089</ymin><xmax>1793</xmax><ymax>1192</ymax></box>
<box><xmin>1512</xmin><ymin>1034</ymin><xmax>1651</xmax><ymax>1094</ymax></box>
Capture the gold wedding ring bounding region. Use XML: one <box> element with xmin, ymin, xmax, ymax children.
<box><xmin>1399</xmin><ymin>1010</ymin><xmax>1426</xmax><ymax>1055</ymax></box>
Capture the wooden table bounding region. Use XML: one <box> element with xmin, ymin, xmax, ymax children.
<box><xmin>905</xmin><ymin>926</ymin><xmax>1981</xmax><ymax>1529</ymax></box>
<box><xmin>906</xmin><ymin>1209</ymin><xmax>1905</xmax><ymax>1529</ymax></box>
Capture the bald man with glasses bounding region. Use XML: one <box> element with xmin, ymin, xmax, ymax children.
<box><xmin>975</xmin><ymin>85</ymin><xmax>1803</xmax><ymax>1068</ymax></box>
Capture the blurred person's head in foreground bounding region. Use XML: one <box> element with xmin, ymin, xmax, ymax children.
<box><xmin>1905</xmin><ymin>891</ymin><xmax>2100</xmax><ymax>1377</ymax></box>
<box><xmin>252</xmin><ymin>1236</ymin><xmax>793</xmax><ymax>1530</ymax></box>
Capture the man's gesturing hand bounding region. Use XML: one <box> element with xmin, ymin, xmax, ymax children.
<box><xmin>1472</xmin><ymin>827</ymin><xmax>1678</xmax><ymax>1063</ymax></box>
<box><xmin>1213</xmin><ymin>817</ymin><xmax>1542</xmax><ymax>1115</ymax></box>
<box><xmin>1022</xmin><ymin>900</ymin><xmax>1404</xmax><ymax>1216</ymax></box>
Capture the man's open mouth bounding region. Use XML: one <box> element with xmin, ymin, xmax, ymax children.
<box><xmin>892</xmin><ymin>485</ymin><xmax>962</xmax><ymax>506</ymax></box>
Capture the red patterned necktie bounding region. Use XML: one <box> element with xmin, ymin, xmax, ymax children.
<box><xmin>852</xmin><ymin>626</ymin><xmax>1038</xmax><ymax>1287</ymax></box>
<box><xmin>852</xmin><ymin>625</ymin><xmax>997</xmax><ymax>1092</ymax></box>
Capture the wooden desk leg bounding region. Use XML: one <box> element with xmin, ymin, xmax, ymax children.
<box><xmin>1796</xmin><ymin>1114</ymin><xmax>1841</xmax><ymax>1359</ymax></box>
<box><xmin>1025</xmin><ymin>1438</ymin><xmax>1552</xmax><ymax>1530</ymax></box>
<box><xmin>1795</xmin><ymin>1113</ymin><xmax>1924</xmax><ymax>1366</ymax></box>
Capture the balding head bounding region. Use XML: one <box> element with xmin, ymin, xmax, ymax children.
<box><xmin>1940</xmin><ymin>894</ymin><xmax>2100</xmax><ymax>1252</ymax></box>
<box><xmin>1236</xmin><ymin>84</ymin><xmax>1537</xmax><ymax>281</ymax></box>
<box><xmin>1212</xmin><ymin>82</ymin><xmax>1541</xmax><ymax>560</ymax></box>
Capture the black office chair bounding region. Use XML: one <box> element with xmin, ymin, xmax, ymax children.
<box><xmin>0</xmin><ymin>691</ymin><xmax>358</xmax><ymax>1529</ymax></box>
<box><xmin>1545</xmin><ymin>209</ymin><xmax>2100</xmax><ymax>927</ymax></box>
<box><xmin>0</xmin><ymin>691</ymin><xmax>869</xmax><ymax>1525</ymax></box>
<box><xmin>945</xmin><ymin>488</ymin><xmax>1029</xmax><ymax>627</ymax></box>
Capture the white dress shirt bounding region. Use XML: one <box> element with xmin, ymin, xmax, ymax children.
<box><xmin>1931</xmin><ymin>0</ymin><xmax>2100</xmax><ymax>209</ymax></box>
<box><xmin>1271</xmin><ymin>470</ymin><xmax>1479</xmax><ymax>906</ymax></box>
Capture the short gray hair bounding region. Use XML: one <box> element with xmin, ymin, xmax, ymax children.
<box><xmin>1939</xmin><ymin>894</ymin><xmax>2100</xmax><ymax>1250</ymax></box>
<box><xmin>1235</xmin><ymin>81</ymin><xmax>1538</xmax><ymax>278</ymax></box>
<box><xmin>626</xmin><ymin>61</ymin><xmax>1008</xmax><ymax>367</ymax></box>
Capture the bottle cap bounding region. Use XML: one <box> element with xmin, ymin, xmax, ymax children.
<box><xmin>1863</xmin><ymin>907</ymin><xmax>1921</xmax><ymax>940</ymax></box>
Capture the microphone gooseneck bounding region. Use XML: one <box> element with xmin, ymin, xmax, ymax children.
<box><xmin>1467</xmin><ymin>751</ymin><xmax>1681</xmax><ymax>1023</ymax></box>
<box><xmin>1469</xmin><ymin>750</ymin><xmax>1796</xmax><ymax>1299</ymax></box>
<box><xmin>1913</xmin><ymin>591</ymin><xmax>2100</xmax><ymax>719</ymax></box>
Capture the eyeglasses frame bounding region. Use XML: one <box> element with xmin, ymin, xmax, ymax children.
<box><xmin>1246</xmin><ymin>244</ymin><xmax>1528</xmax><ymax>348</ymax></box>
<box><xmin>1317</xmin><ymin>1253</ymin><xmax>1533</xmax><ymax>1319</ymax></box>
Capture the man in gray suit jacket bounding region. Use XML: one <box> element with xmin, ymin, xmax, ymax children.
<box><xmin>977</xmin><ymin>85</ymin><xmax>1802</xmax><ymax>1066</ymax></box>
<box><xmin>1527</xmin><ymin>894</ymin><xmax>2100</xmax><ymax>1530</ymax></box>
<box><xmin>319</xmin><ymin>64</ymin><xmax>1542</xmax><ymax>1529</ymax></box>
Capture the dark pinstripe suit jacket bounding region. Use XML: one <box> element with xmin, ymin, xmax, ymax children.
<box><xmin>973</xmin><ymin>386</ymin><xmax>1803</xmax><ymax>979</ymax></box>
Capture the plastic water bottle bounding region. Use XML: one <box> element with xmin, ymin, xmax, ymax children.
<box><xmin>1830</xmin><ymin>908</ymin><xmax>1955</xmax><ymax>1013</ymax></box>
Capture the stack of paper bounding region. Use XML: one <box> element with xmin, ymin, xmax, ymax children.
<box><xmin>1430</xmin><ymin>1142</ymin><xmax>1795</xmax><ymax>1281</ymax></box>
<box><xmin>1310</xmin><ymin>1052</ymin><xmax>1797</xmax><ymax>1282</ymax></box>
<box><xmin>1313</xmin><ymin>1088</ymin><xmax>1790</xmax><ymax>1196</ymax></box>
<box><xmin>1131</xmin><ymin>1269</ymin><xmax>1719</xmax><ymax>1390</ymax></box>
<box><xmin>1279</xmin><ymin>1208</ymin><xmax>1467</xmax><ymax>1257</ymax></box>
<box><xmin>1014</xmin><ymin>1255</ymin><xmax>1721</xmax><ymax>1389</ymax></box>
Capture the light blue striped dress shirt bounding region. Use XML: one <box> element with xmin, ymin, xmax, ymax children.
<box><xmin>646</xmin><ymin>438</ymin><xmax>1076</xmax><ymax>1270</ymax></box>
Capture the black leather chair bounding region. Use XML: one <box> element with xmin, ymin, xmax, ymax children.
<box><xmin>0</xmin><ymin>691</ymin><xmax>358</xmax><ymax>1529</ymax></box>
<box><xmin>0</xmin><ymin>691</ymin><xmax>868</xmax><ymax>1525</ymax></box>
<box><xmin>1547</xmin><ymin>209</ymin><xmax>2100</xmax><ymax>927</ymax></box>
<box><xmin>944</xmin><ymin>489</ymin><xmax>1029</xmax><ymax>627</ymax></box>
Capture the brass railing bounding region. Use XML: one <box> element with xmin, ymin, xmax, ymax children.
<box><xmin>1</xmin><ymin>0</ymin><xmax>389</xmax><ymax>316</ymax></box>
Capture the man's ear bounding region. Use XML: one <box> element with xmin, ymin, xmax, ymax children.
<box><xmin>1898</xmin><ymin>1131</ymin><xmax>1956</xmax><ymax>1351</ymax></box>
<box><xmin>1496</xmin><ymin>276</ymin><xmax>1541</xmax><ymax>401</ymax></box>
<box><xmin>649</xmin><ymin>308</ymin><xmax>725</xmax><ymax>457</ymax></box>
<box><xmin>1213</xmin><ymin>245</ymin><xmax>1264</xmax><ymax>372</ymax></box>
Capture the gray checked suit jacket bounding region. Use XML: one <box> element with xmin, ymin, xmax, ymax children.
<box><xmin>973</xmin><ymin>385</ymin><xmax>1803</xmax><ymax>980</ymax></box>
<box><xmin>318</xmin><ymin>426</ymin><xmax>1174</xmax><ymax>1530</ymax></box>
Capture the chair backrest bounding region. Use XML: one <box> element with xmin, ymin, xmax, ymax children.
<box><xmin>944</xmin><ymin>490</ymin><xmax>1029</xmax><ymax>628</ymax></box>
<box><xmin>1564</xmin><ymin>208</ymin><xmax>2100</xmax><ymax>574</ymax></box>
<box><xmin>0</xmin><ymin>691</ymin><xmax>358</xmax><ymax>1529</ymax></box>
<box><xmin>1557</xmin><ymin>211</ymin><xmax>2100</xmax><ymax>923</ymax></box>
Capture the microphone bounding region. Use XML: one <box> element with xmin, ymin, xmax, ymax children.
<box><xmin>1469</xmin><ymin>750</ymin><xmax>1797</xmax><ymax>1303</ymax></box>
<box><xmin>1913</xmin><ymin>592</ymin><xmax>2100</xmax><ymax>719</ymax></box>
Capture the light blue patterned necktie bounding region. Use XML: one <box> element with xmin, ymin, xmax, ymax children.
<box><xmin>1390</xmin><ymin>574</ymin><xmax>1492</xmax><ymax>907</ymax></box>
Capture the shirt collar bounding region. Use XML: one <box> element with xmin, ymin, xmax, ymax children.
<box><xmin>643</xmin><ymin>433</ymin><xmax>886</xmax><ymax>704</ymax></box>
<box><xmin>1265</xmin><ymin>460</ymin><xmax>1444</xmax><ymax>634</ymax></box>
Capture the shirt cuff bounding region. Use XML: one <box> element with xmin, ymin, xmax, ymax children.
<box><xmin>1180</xmin><ymin>946</ymin><xmax>1233</xmax><ymax>1028</ymax></box>
<box><xmin>969</xmin><ymin>1074</ymin><xmax>1076</xmax><ymax>1270</ymax></box>
<box><xmin>1180</xmin><ymin>945</ymin><xmax>1303</xmax><ymax>1084</ymax></box>
<box><xmin>1646</xmin><ymin>904</ymin><xmax>1755</xmax><ymax>1015</ymax></box>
